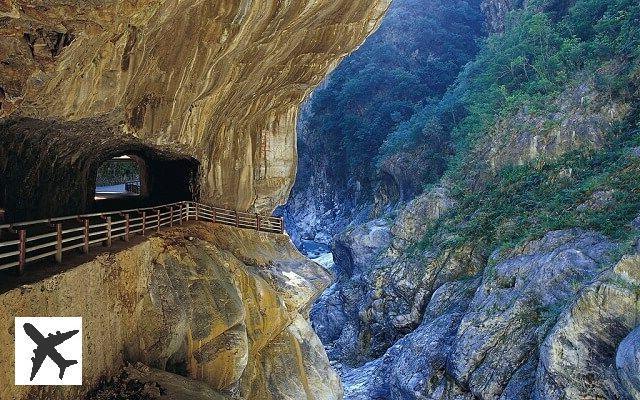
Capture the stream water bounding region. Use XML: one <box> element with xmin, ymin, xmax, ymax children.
<box><xmin>299</xmin><ymin>239</ymin><xmax>334</xmax><ymax>271</ymax></box>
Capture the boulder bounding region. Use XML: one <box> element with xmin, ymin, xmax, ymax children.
<box><xmin>536</xmin><ymin>255</ymin><xmax>640</xmax><ymax>399</ymax></box>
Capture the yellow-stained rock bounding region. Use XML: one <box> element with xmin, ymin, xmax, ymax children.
<box><xmin>0</xmin><ymin>0</ymin><xmax>390</xmax><ymax>213</ymax></box>
<box><xmin>0</xmin><ymin>223</ymin><xmax>339</xmax><ymax>400</ymax></box>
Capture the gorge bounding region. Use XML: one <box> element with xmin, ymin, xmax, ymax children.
<box><xmin>284</xmin><ymin>0</ymin><xmax>640</xmax><ymax>399</ymax></box>
<box><xmin>0</xmin><ymin>0</ymin><xmax>389</xmax><ymax>398</ymax></box>
<box><xmin>0</xmin><ymin>0</ymin><xmax>640</xmax><ymax>399</ymax></box>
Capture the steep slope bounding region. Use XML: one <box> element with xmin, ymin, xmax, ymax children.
<box><xmin>281</xmin><ymin>0</ymin><xmax>485</xmax><ymax>246</ymax></box>
<box><xmin>321</xmin><ymin>225</ymin><xmax>640</xmax><ymax>399</ymax></box>
<box><xmin>301</xmin><ymin>0</ymin><xmax>640</xmax><ymax>398</ymax></box>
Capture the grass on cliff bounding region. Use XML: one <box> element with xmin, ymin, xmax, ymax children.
<box><xmin>420</xmin><ymin>127</ymin><xmax>640</xmax><ymax>252</ymax></box>
<box><xmin>412</xmin><ymin>0</ymin><xmax>640</xmax><ymax>253</ymax></box>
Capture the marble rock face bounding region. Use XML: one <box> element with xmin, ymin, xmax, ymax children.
<box><xmin>316</xmin><ymin>212</ymin><xmax>640</xmax><ymax>399</ymax></box>
<box><xmin>0</xmin><ymin>223</ymin><xmax>340</xmax><ymax>400</ymax></box>
<box><xmin>0</xmin><ymin>0</ymin><xmax>390</xmax><ymax>214</ymax></box>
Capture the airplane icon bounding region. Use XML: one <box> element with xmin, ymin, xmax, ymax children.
<box><xmin>23</xmin><ymin>323</ymin><xmax>79</xmax><ymax>381</ymax></box>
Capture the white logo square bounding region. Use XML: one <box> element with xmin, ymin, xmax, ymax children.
<box><xmin>14</xmin><ymin>317</ymin><xmax>82</xmax><ymax>385</ymax></box>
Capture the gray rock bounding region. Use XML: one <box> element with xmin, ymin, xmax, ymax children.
<box><xmin>332</xmin><ymin>219</ymin><xmax>392</xmax><ymax>280</ymax></box>
<box><xmin>536</xmin><ymin>256</ymin><xmax>640</xmax><ymax>400</ymax></box>
<box><xmin>311</xmin><ymin>284</ymin><xmax>349</xmax><ymax>344</ymax></box>
<box><xmin>390</xmin><ymin>186</ymin><xmax>456</xmax><ymax>250</ymax></box>
<box><xmin>617</xmin><ymin>326</ymin><xmax>640</xmax><ymax>399</ymax></box>
<box><xmin>310</xmin><ymin>188</ymin><xmax>638</xmax><ymax>400</ymax></box>
<box><xmin>386</xmin><ymin>313</ymin><xmax>463</xmax><ymax>399</ymax></box>
<box><xmin>340</xmin><ymin>277</ymin><xmax>481</xmax><ymax>399</ymax></box>
<box><xmin>342</xmin><ymin>359</ymin><xmax>385</xmax><ymax>400</ymax></box>
<box><xmin>449</xmin><ymin>230</ymin><xmax>616</xmax><ymax>398</ymax></box>
<box><xmin>498</xmin><ymin>358</ymin><xmax>537</xmax><ymax>400</ymax></box>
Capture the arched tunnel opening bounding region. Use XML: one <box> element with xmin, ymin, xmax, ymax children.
<box><xmin>0</xmin><ymin>117</ymin><xmax>200</xmax><ymax>223</ymax></box>
<box><xmin>94</xmin><ymin>155</ymin><xmax>144</xmax><ymax>201</ymax></box>
<box><xmin>90</xmin><ymin>150</ymin><xmax>199</xmax><ymax>214</ymax></box>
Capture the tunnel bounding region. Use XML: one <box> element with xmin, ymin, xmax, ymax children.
<box><xmin>0</xmin><ymin>117</ymin><xmax>200</xmax><ymax>223</ymax></box>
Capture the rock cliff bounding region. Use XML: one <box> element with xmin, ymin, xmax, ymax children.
<box><xmin>279</xmin><ymin>0</ymin><xmax>485</xmax><ymax>247</ymax></box>
<box><xmin>0</xmin><ymin>0</ymin><xmax>390</xmax><ymax>216</ymax></box>
<box><xmin>288</xmin><ymin>0</ymin><xmax>640</xmax><ymax>398</ymax></box>
<box><xmin>315</xmin><ymin>197</ymin><xmax>640</xmax><ymax>399</ymax></box>
<box><xmin>480</xmin><ymin>0</ymin><xmax>522</xmax><ymax>32</ymax></box>
<box><xmin>0</xmin><ymin>223</ymin><xmax>340</xmax><ymax>400</ymax></box>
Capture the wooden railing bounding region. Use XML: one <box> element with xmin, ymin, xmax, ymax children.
<box><xmin>0</xmin><ymin>201</ymin><xmax>284</xmax><ymax>274</ymax></box>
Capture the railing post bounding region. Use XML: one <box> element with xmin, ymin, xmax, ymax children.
<box><xmin>280</xmin><ymin>218</ymin><xmax>284</xmax><ymax>234</ymax></box>
<box><xmin>156</xmin><ymin>209</ymin><xmax>161</xmax><ymax>233</ymax></box>
<box><xmin>179</xmin><ymin>204</ymin><xmax>184</xmax><ymax>225</ymax></box>
<box><xmin>212</xmin><ymin>207</ymin><xmax>216</xmax><ymax>223</ymax></box>
<box><xmin>141</xmin><ymin>211</ymin><xmax>146</xmax><ymax>235</ymax></box>
<box><xmin>256</xmin><ymin>214</ymin><xmax>261</xmax><ymax>231</ymax></box>
<box><xmin>83</xmin><ymin>219</ymin><xmax>90</xmax><ymax>254</ymax></box>
<box><xmin>18</xmin><ymin>229</ymin><xmax>26</xmax><ymax>275</ymax></box>
<box><xmin>235</xmin><ymin>211</ymin><xmax>239</xmax><ymax>227</ymax></box>
<box><xmin>124</xmin><ymin>213</ymin><xmax>130</xmax><ymax>242</ymax></box>
<box><xmin>195</xmin><ymin>203</ymin><xmax>199</xmax><ymax>221</ymax></box>
<box><xmin>185</xmin><ymin>203</ymin><xmax>190</xmax><ymax>221</ymax></box>
<box><xmin>170</xmin><ymin>207</ymin><xmax>174</xmax><ymax>227</ymax></box>
<box><xmin>55</xmin><ymin>223</ymin><xmax>62</xmax><ymax>264</ymax></box>
<box><xmin>105</xmin><ymin>216</ymin><xmax>112</xmax><ymax>247</ymax></box>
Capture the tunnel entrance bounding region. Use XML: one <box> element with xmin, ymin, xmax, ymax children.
<box><xmin>91</xmin><ymin>151</ymin><xmax>200</xmax><ymax>214</ymax></box>
<box><xmin>0</xmin><ymin>117</ymin><xmax>201</xmax><ymax>222</ymax></box>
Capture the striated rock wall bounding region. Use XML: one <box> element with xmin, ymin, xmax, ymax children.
<box><xmin>311</xmin><ymin>187</ymin><xmax>470</xmax><ymax>365</ymax></box>
<box><xmin>0</xmin><ymin>223</ymin><xmax>340</xmax><ymax>400</ymax></box>
<box><xmin>304</xmin><ymin>2</ymin><xmax>640</xmax><ymax>398</ymax></box>
<box><xmin>0</xmin><ymin>0</ymin><xmax>390</xmax><ymax>214</ymax></box>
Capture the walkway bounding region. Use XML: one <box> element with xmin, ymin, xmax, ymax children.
<box><xmin>0</xmin><ymin>201</ymin><xmax>284</xmax><ymax>275</ymax></box>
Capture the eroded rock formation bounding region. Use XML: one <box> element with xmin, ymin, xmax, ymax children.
<box><xmin>0</xmin><ymin>0</ymin><xmax>390</xmax><ymax>217</ymax></box>
<box><xmin>316</xmin><ymin>202</ymin><xmax>640</xmax><ymax>399</ymax></box>
<box><xmin>0</xmin><ymin>223</ymin><xmax>340</xmax><ymax>400</ymax></box>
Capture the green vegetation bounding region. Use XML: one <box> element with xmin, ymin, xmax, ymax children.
<box><xmin>295</xmin><ymin>0</ymin><xmax>640</xmax><ymax>254</ymax></box>
<box><xmin>448</xmin><ymin>0</ymin><xmax>640</xmax><ymax>150</ymax></box>
<box><xmin>96</xmin><ymin>158</ymin><xmax>140</xmax><ymax>187</ymax></box>
<box><xmin>429</xmin><ymin>128</ymin><xmax>640</xmax><ymax>251</ymax></box>
<box><xmin>297</xmin><ymin>0</ymin><xmax>484</xmax><ymax>194</ymax></box>
<box><xmin>413</xmin><ymin>0</ymin><xmax>640</xmax><ymax>252</ymax></box>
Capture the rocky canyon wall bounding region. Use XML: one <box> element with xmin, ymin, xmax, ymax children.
<box><xmin>0</xmin><ymin>223</ymin><xmax>339</xmax><ymax>399</ymax></box>
<box><xmin>0</xmin><ymin>0</ymin><xmax>390</xmax><ymax>217</ymax></box>
<box><xmin>303</xmin><ymin>1</ymin><xmax>640</xmax><ymax>398</ymax></box>
<box><xmin>313</xmin><ymin>188</ymin><xmax>640</xmax><ymax>399</ymax></box>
